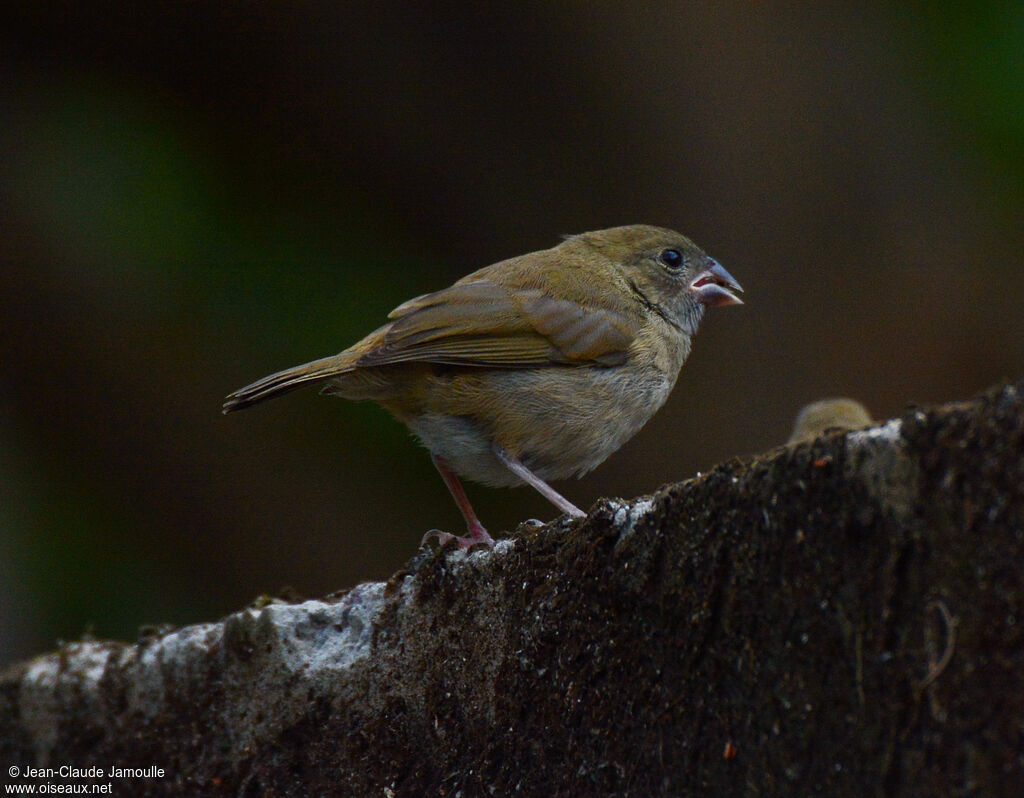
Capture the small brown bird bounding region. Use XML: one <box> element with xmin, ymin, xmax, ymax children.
<box><xmin>224</xmin><ymin>225</ymin><xmax>742</xmax><ymax>549</ymax></box>
<box><xmin>787</xmin><ymin>398</ymin><xmax>874</xmax><ymax>444</ymax></box>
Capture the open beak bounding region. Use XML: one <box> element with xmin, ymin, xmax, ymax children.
<box><xmin>688</xmin><ymin>260</ymin><xmax>743</xmax><ymax>307</ymax></box>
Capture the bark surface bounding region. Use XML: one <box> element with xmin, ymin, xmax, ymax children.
<box><xmin>2</xmin><ymin>381</ymin><xmax>1023</xmax><ymax>796</ymax></box>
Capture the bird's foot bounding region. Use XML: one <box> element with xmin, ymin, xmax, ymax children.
<box><xmin>421</xmin><ymin>526</ymin><xmax>495</xmax><ymax>552</ymax></box>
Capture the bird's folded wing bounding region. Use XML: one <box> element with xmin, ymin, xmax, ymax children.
<box><xmin>355</xmin><ymin>280</ymin><xmax>636</xmax><ymax>368</ymax></box>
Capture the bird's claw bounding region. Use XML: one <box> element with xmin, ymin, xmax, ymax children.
<box><xmin>421</xmin><ymin>528</ymin><xmax>495</xmax><ymax>552</ymax></box>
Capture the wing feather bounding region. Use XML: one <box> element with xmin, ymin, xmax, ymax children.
<box><xmin>355</xmin><ymin>279</ymin><xmax>636</xmax><ymax>369</ymax></box>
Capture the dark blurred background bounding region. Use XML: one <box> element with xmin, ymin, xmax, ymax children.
<box><xmin>2</xmin><ymin>3</ymin><xmax>1022</xmax><ymax>666</ymax></box>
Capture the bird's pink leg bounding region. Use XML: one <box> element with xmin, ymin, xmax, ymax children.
<box><xmin>422</xmin><ymin>455</ymin><xmax>496</xmax><ymax>550</ymax></box>
<box><xmin>493</xmin><ymin>445</ymin><xmax>585</xmax><ymax>518</ymax></box>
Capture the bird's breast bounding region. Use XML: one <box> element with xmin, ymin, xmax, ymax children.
<box><xmin>406</xmin><ymin>353</ymin><xmax>681</xmax><ymax>488</ymax></box>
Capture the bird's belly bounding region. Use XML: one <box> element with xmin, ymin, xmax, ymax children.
<box><xmin>406</xmin><ymin>366</ymin><xmax>676</xmax><ymax>488</ymax></box>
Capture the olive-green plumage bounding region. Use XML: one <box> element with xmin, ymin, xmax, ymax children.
<box><xmin>224</xmin><ymin>225</ymin><xmax>742</xmax><ymax>548</ymax></box>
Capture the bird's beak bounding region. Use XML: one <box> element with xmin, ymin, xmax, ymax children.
<box><xmin>688</xmin><ymin>260</ymin><xmax>743</xmax><ymax>307</ymax></box>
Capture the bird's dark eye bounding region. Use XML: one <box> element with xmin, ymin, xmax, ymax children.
<box><xmin>659</xmin><ymin>248</ymin><xmax>684</xmax><ymax>270</ymax></box>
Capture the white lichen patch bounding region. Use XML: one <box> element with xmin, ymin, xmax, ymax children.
<box><xmin>253</xmin><ymin>584</ymin><xmax>389</xmax><ymax>673</ymax></box>
<box><xmin>145</xmin><ymin>622</ymin><xmax>221</xmax><ymax>671</ymax></box>
<box><xmin>19</xmin><ymin>644</ymin><xmax>118</xmax><ymax>765</ymax></box>
<box><xmin>129</xmin><ymin>622</ymin><xmax>222</xmax><ymax>716</ymax></box>
<box><xmin>78</xmin><ymin>644</ymin><xmax>114</xmax><ymax>689</ymax></box>
<box><xmin>428</xmin><ymin>536</ymin><xmax>518</xmax><ymax>585</ymax></box>
<box><xmin>845</xmin><ymin>418</ymin><xmax>917</xmax><ymax>519</ymax></box>
<box><xmin>847</xmin><ymin>417</ymin><xmax>903</xmax><ymax>445</ymax></box>
<box><xmin>19</xmin><ymin>658</ymin><xmax>60</xmax><ymax>765</ymax></box>
<box><xmin>219</xmin><ymin>586</ymin><xmax>399</xmax><ymax>752</ymax></box>
<box><xmin>491</xmin><ymin>538</ymin><xmax>516</xmax><ymax>556</ymax></box>
<box><xmin>612</xmin><ymin>497</ymin><xmax>656</xmax><ymax>544</ymax></box>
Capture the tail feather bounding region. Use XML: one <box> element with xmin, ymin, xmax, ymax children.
<box><xmin>222</xmin><ymin>354</ymin><xmax>356</xmax><ymax>413</ymax></box>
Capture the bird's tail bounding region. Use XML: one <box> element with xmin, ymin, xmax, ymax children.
<box><xmin>222</xmin><ymin>353</ymin><xmax>357</xmax><ymax>413</ymax></box>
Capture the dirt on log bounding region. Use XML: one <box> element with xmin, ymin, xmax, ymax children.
<box><xmin>2</xmin><ymin>381</ymin><xmax>1023</xmax><ymax>796</ymax></box>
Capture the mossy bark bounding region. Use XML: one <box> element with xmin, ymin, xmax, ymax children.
<box><xmin>2</xmin><ymin>382</ymin><xmax>1022</xmax><ymax>796</ymax></box>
